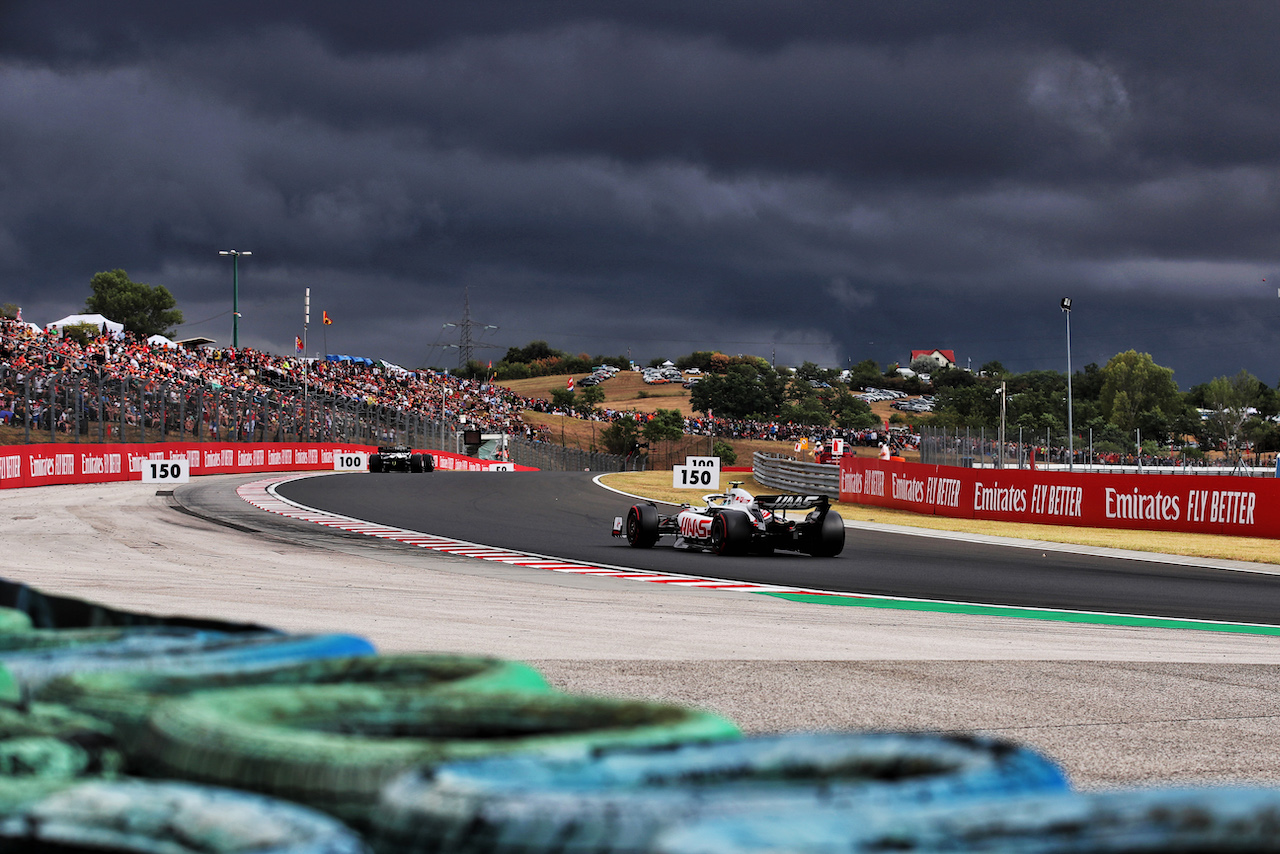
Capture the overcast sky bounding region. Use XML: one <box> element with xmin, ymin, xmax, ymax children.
<box><xmin>3</xmin><ymin>2</ymin><xmax>1280</xmax><ymax>386</ymax></box>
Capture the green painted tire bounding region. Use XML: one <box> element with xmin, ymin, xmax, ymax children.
<box><xmin>0</xmin><ymin>779</ymin><xmax>370</xmax><ymax>853</ymax></box>
<box><xmin>0</xmin><ymin>701</ymin><xmax>122</xmax><ymax>780</ymax></box>
<box><xmin>136</xmin><ymin>687</ymin><xmax>740</xmax><ymax>830</ymax></box>
<box><xmin>0</xmin><ymin>608</ymin><xmax>33</xmax><ymax>635</ymax></box>
<box><xmin>0</xmin><ymin>665</ymin><xmax>18</xmax><ymax>704</ymax></box>
<box><xmin>38</xmin><ymin>653</ymin><xmax>552</xmax><ymax>749</ymax></box>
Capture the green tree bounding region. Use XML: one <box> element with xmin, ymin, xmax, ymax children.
<box><xmin>1098</xmin><ymin>350</ymin><xmax>1183</xmax><ymax>435</ymax></box>
<box><xmin>711</xmin><ymin>439</ymin><xmax>738</xmax><ymax>465</ymax></box>
<box><xmin>1203</xmin><ymin>370</ymin><xmax>1261</xmax><ymax>459</ymax></box>
<box><xmin>821</xmin><ymin>387</ymin><xmax>878</xmax><ymax>429</ymax></box>
<box><xmin>844</xmin><ymin>359</ymin><xmax>882</xmax><ymax>390</ymax></box>
<box><xmin>642</xmin><ymin>409</ymin><xmax>685</xmax><ymax>443</ymax></box>
<box><xmin>550</xmin><ymin>388</ymin><xmax>576</xmax><ymax>409</ymax></box>
<box><xmin>600</xmin><ymin>415</ymin><xmax>641</xmax><ymax>455</ymax></box>
<box><xmin>86</xmin><ymin>269</ymin><xmax>182</xmax><ymax>337</ymax></box>
<box><xmin>578</xmin><ymin>384</ymin><xmax>606</xmax><ymax>411</ymax></box>
<box><xmin>0</xmin><ymin>304</ymin><xmax>19</xmax><ymax>321</ymax></box>
<box><xmin>60</xmin><ymin>322</ymin><xmax>102</xmax><ymax>346</ymax></box>
<box><xmin>690</xmin><ymin>365</ymin><xmax>780</xmax><ymax>420</ymax></box>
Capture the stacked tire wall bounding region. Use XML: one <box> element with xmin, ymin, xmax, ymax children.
<box><xmin>1</xmin><ymin>581</ymin><xmax>1277</xmax><ymax>851</ymax></box>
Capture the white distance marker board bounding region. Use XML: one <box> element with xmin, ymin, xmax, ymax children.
<box><xmin>140</xmin><ymin>458</ymin><xmax>190</xmax><ymax>484</ymax></box>
<box><xmin>672</xmin><ymin>455</ymin><xmax>720</xmax><ymax>489</ymax></box>
<box><xmin>333</xmin><ymin>452</ymin><xmax>369</xmax><ymax>472</ymax></box>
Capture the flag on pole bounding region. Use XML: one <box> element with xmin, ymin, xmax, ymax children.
<box><xmin>567</xmin><ymin>377</ymin><xmax>574</xmax><ymax>391</ymax></box>
<box><xmin>323</xmin><ymin>311</ymin><xmax>332</xmax><ymax>325</ymax></box>
<box><xmin>295</xmin><ymin>336</ymin><xmax>303</xmax><ymax>352</ymax></box>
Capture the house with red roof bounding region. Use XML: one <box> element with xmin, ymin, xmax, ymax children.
<box><xmin>909</xmin><ymin>349</ymin><xmax>957</xmax><ymax>370</ymax></box>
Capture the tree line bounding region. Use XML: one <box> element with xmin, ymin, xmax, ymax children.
<box><xmin>932</xmin><ymin>351</ymin><xmax>1279</xmax><ymax>458</ymax></box>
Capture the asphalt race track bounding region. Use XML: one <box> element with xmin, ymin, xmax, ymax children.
<box><xmin>278</xmin><ymin>471</ymin><xmax>1280</xmax><ymax>626</ymax></box>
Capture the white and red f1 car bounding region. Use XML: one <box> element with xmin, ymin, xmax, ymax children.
<box><xmin>612</xmin><ymin>483</ymin><xmax>845</xmax><ymax>557</ymax></box>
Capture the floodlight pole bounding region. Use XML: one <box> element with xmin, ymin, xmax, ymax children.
<box><xmin>218</xmin><ymin>250</ymin><xmax>251</xmax><ymax>348</ymax></box>
<box><xmin>1061</xmin><ymin>297</ymin><xmax>1074</xmax><ymax>472</ymax></box>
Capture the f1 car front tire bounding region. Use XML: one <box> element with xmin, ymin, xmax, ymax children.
<box><xmin>710</xmin><ymin>512</ymin><xmax>751</xmax><ymax>556</ymax></box>
<box><xmin>625</xmin><ymin>504</ymin><xmax>659</xmax><ymax>549</ymax></box>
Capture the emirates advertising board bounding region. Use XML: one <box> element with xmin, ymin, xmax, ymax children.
<box><xmin>839</xmin><ymin>456</ymin><xmax>1280</xmax><ymax>539</ymax></box>
<box><xmin>0</xmin><ymin>443</ymin><xmax>536</xmax><ymax>489</ymax></box>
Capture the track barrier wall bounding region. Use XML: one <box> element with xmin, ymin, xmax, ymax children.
<box><xmin>0</xmin><ymin>442</ymin><xmax>535</xmax><ymax>489</ymax></box>
<box><xmin>839</xmin><ymin>456</ymin><xmax>1280</xmax><ymax>539</ymax></box>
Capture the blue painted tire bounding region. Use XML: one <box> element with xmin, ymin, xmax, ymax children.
<box><xmin>135</xmin><ymin>687</ymin><xmax>740</xmax><ymax>831</ymax></box>
<box><xmin>653</xmin><ymin>787</ymin><xmax>1280</xmax><ymax>854</ymax></box>
<box><xmin>0</xmin><ymin>779</ymin><xmax>369</xmax><ymax>853</ymax></box>
<box><xmin>37</xmin><ymin>652</ymin><xmax>545</xmax><ymax>749</ymax></box>
<box><xmin>4</xmin><ymin>630</ymin><xmax>372</xmax><ymax>696</ymax></box>
<box><xmin>0</xmin><ymin>627</ymin><xmax>241</xmax><ymax>693</ymax></box>
<box><xmin>370</xmin><ymin>732</ymin><xmax>1067</xmax><ymax>854</ymax></box>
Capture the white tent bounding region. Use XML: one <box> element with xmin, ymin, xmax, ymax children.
<box><xmin>45</xmin><ymin>313</ymin><xmax>124</xmax><ymax>335</ymax></box>
<box><xmin>147</xmin><ymin>334</ymin><xmax>177</xmax><ymax>348</ymax></box>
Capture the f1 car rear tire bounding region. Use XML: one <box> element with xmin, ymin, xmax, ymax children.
<box><xmin>711</xmin><ymin>512</ymin><xmax>750</xmax><ymax>556</ymax></box>
<box><xmin>806</xmin><ymin>510</ymin><xmax>846</xmax><ymax>557</ymax></box>
<box><xmin>625</xmin><ymin>504</ymin><xmax>659</xmax><ymax>549</ymax></box>
<box><xmin>410</xmin><ymin>454</ymin><xmax>425</xmax><ymax>473</ymax></box>
<box><xmin>368</xmin><ymin>454</ymin><xmax>384</xmax><ymax>473</ymax></box>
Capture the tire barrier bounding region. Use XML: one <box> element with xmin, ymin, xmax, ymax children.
<box><xmin>0</xmin><ymin>607</ymin><xmax>33</xmax><ymax>635</ymax></box>
<box><xmin>0</xmin><ymin>577</ymin><xmax>276</xmax><ymax>633</ymax></box>
<box><xmin>0</xmin><ymin>778</ymin><xmax>371</xmax><ymax>853</ymax></box>
<box><xmin>38</xmin><ymin>652</ymin><xmax>548</xmax><ymax>749</ymax></box>
<box><xmin>134</xmin><ymin>687</ymin><xmax>741</xmax><ymax>830</ymax></box>
<box><xmin>0</xmin><ymin>701</ymin><xmax>122</xmax><ymax>781</ymax></box>
<box><xmin>0</xmin><ymin>627</ymin><xmax>247</xmax><ymax>694</ymax></box>
<box><xmin>368</xmin><ymin>732</ymin><xmax>1068</xmax><ymax>854</ymax></box>
<box><xmin>0</xmin><ymin>665</ymin><xmax>17</xmax><ymax>704</ymax></box>
<box><xmin>652</xmin><ymin>787</ymin><xmax>1280</xmax><ymax>854</ymax></box>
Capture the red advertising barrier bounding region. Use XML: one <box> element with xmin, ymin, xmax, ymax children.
<box><xmin>0</xmin><ymin>443</ymin><xmax>535</xmax><ymax>490</ymax></box>
<box><xmin>839</xmin><ymin>456</ymin><xmax>1280</xmax><ymax>539</ymax></box>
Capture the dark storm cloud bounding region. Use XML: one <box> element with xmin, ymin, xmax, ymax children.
<box><xmin>2</xmin><ymin>1</ymin><xmax>1280</xmax><ymax>384</ymax></box>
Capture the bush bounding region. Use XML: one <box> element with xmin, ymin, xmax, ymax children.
<box><xmin>711</xmin><ymin>440</ymin><xmax>737</xmax><ymax>466</ymax></box>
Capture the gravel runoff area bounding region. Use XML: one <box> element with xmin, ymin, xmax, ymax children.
<box><xmin>7</xmin><ymin>473</ymin><xmax>1280</xmax><ymax>791</ymax></box>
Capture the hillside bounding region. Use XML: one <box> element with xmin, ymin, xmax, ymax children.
<box><xmin>496</xmin><ymin>371</ymin><xmax>925</xmax><ymax>465</ymax></box>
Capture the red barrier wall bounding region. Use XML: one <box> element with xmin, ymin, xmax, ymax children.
<box><xmin>0</xmin><ymin>443</ymin><xmax>535</xmax><ymax>489</ymax></box>
<box><xmin>839</xmin><ymin>456</ymin><xmax>1280</xmax><ymax>539</ymax></box>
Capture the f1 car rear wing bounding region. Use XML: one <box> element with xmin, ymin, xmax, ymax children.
<box><xmin>756</xmin><ymin>494</ymin><xmax>829</xmax><ymax>510</ymax></box>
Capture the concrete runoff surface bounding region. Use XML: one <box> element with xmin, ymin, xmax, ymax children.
<box><xmin>5</xmin><ymin>474</ymin><xmax>1280</xmax><ymax>790</ymax></box>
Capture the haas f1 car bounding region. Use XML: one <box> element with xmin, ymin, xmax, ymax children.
<box><xmin>368</xmin><ymin>445</ymin><xmax>434</xmax><ymax>473</ymax></box>
<box><xmin>613</xmin><ymin>483</ymin><xmax>845</xmax><ymax>557</ymax></box>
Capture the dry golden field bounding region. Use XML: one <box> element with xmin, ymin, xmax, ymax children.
<box><xmin>500</xmin><ymin>371</ymin><xmax>925</xmax><ymax>463</ymax></box>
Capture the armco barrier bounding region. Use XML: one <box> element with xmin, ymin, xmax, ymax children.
<box><xmin>0</xmin><ymin>443</ymin><xmax>535</xmax><ymax>489</ymax></box>
<box><xmin>839</xmin><ymin>456</ymin><xmax>1280</xmax><ymax>539</ymax></box>
<box><xmin>753</xmin><ymin>453</ymin><xmax>839</xmax><ymax>498</ymax></box>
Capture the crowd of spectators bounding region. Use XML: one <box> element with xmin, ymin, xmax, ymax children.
<box><xmin>0</xmin><ymin>319</ymin><xmax>910</xmax><ymax>454</ymax></box>
<box><xmin>0</xmin><ymin>321</ymin><xmax>545</xmax><ymax>442</ymax></box>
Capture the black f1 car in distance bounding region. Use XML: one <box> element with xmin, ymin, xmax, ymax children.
<box><xmin>368</xmin><ymin>445</ymin><xmax>434</xmax><ymax>473</ymax></box>
<box><xmin>613</xmin><ymin>483</ymin><xmax>845</xmax><ymax>557</ymax></box>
